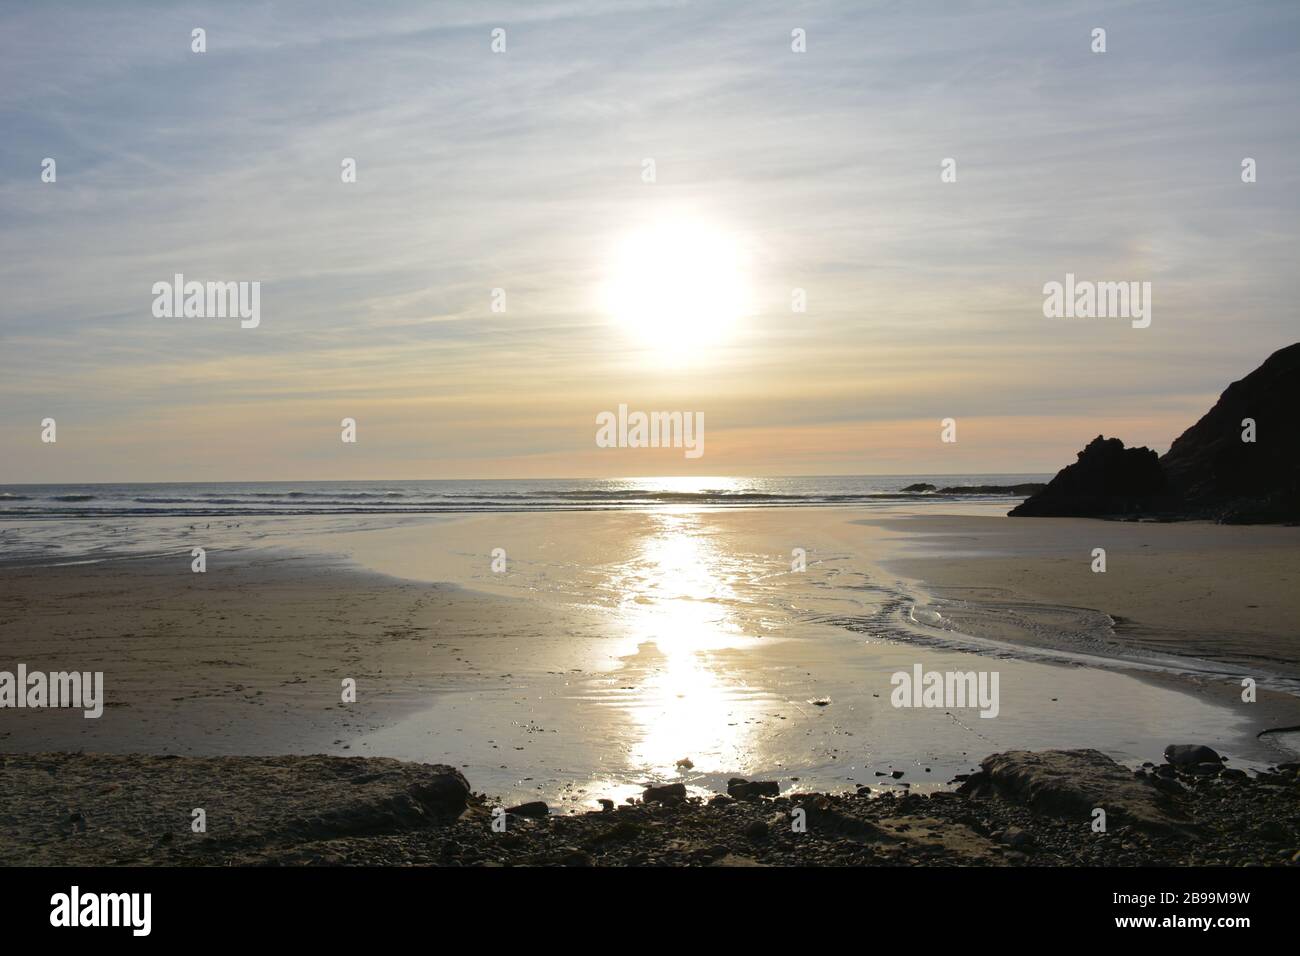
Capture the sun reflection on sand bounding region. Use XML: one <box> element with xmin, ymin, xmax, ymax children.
<box><xmin>612</xmin><ymin>513</ymin><xmax>768</xmax><ymax>778</ymax></box>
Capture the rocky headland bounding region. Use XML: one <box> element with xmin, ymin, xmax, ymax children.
<box><xmin>1012</xmin><ymin>342</ymin><xmax>1300</xmax><ymax>523</ymax></box>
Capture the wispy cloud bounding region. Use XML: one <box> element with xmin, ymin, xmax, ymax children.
<box><xmin>2</xmin><ymin>0</ymin><xmax>1297</xmax><ymax>480</ymax></box>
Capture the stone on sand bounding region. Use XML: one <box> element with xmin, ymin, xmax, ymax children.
<box><xmin>1163</xmin><ymin>744</ymin><xmax>1223</xmax><ymax>767</ymax></box>
<box><xmin>957</xmin><ymin>749</ymin><xmax>1192</xmax><ymax>835</ymax></box>
<box><xmin>642</xmin><ymin>782</ymin><xmax>687</xmax><ymax>803</ymax></box>
<box><xmin>727</xmin><ymin>778</ymin><xmax>780</xmax><ymax>799</ymax></box>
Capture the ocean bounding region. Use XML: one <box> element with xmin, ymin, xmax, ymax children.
<box><xmin>0</xmin><ymin>474</ymin><xmax>1048</xmax><ymax>518</ymax></box>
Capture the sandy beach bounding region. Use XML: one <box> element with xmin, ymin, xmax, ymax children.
<box><xmin>3</xmin><ymin>506</ymin><xmax>1298</xmax><ymax>817</ymax></box>
<box><xmin>880</xmin><ymin>512</ymin><xmax>1300</xmax><ymax>682</ymax></box>
<box><xmin>0</xmin><ymin>550</ymin><xmax>574</xmax><ymax>758</ymax></box>
<box><xmin>5</xmin><ymin>0</ymin><xmax>1299</xmax><ymax>912</ymax></box>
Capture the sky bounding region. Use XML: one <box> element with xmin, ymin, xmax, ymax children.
<box><xmin>1</xmin><ymin>0</ymin><xmax>1298</xmax><ymax>482</ymax></box>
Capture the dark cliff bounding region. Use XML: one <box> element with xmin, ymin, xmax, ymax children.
<box><xmin>1011</xmin><ymin>343</ymin><xmax>1300</xmax><ymax>523</ymax></box>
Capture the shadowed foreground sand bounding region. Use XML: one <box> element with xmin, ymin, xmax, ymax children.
<box><xmin>2</xmin><ymin>749</ymin><xmax>1297</xmax><ymax>866</ymax></box>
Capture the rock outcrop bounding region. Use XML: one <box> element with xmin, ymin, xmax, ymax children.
<box><xmin>1011</xmin><ymin>343</ymin><xmax>1300</xmax><ymax>523</ymax></box>
<box><xmin>904</xmin><ymin>482</ymin><xmax>1046</xmax><ymax>495</ymax></box>
<box><xmin>1160</xmin><ymin>341</ymin><xmax>1300</xmax><ymax>523</ymax></box>
<box><xmin>1009</xmin><ymin>436</ymin><xmax>1170</xmax><ymax>517</ymax></box>
<box><xmin>940</xmin><ymin>482</ymin><xmax>1046</xmax><ymax>496</ymax></box>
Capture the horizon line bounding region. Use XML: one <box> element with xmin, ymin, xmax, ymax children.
<box><xmin>0</xmin><ymin>471</ymin><xmax>1055</xmax><ymax>487</ymax></box>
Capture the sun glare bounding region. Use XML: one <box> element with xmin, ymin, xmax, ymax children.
<box><xmin>601</xmin><ymin>218</ymin><xmax>751</xmax><ymax>352</ymax></box>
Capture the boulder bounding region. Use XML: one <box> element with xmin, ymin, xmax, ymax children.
<box><xmin>998</xmin><ymin>826</ymin><xmax>1036</xmax><ymax>850</ymax></box>
<box><xmin>742</xmin><ymin>819</ymin><xmax>770</xmax><ymax>840</ymax></box>
<box><xmin>957</xmin><ymin>749</ymin><xmax>1192</xmax><ymax>834</ymax></box>
<box><xmin>642</xmin><ymin>782</ymin><xmax>687</xmax><ymax>803</ymax></box>
<box><xmin>727</xmin><ymin>778</ymin><xmax>780</xmax><ymax>799</ymax></box>
<box><xmin>1163</xmin><ymin>744</ymin><xmax>1223</xmax><ymax>767</ymax></box>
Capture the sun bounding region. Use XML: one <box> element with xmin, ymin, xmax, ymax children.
<box><xmin>601</xmin><ymin>217</ymin><xmax>751</xmax><ymax>352</ymax></box>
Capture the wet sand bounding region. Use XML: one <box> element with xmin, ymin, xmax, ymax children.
<box><xmin>876</xmin><ymin>512</ymin><xmax>1300</xmax><ymax>740</ymax></box>
<box><xmin>878</xmin><ymin>512</ymin><xmax>1300</xmax><ymax>682</ymax></box>
<box><xmin>2</xmin><ymin>507</ymin><xmax>1298</xmax><ymax>812</ymax></box>
<box><xmin>0</xmin><ymin>552</ymin><xmax>571</xmax><ymax>757</ymax></box>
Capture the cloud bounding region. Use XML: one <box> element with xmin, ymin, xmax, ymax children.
<box><xmin>1</xmin><ymin>0</ymin><xmax>1297</xmax><ymax>480</ymax></box>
